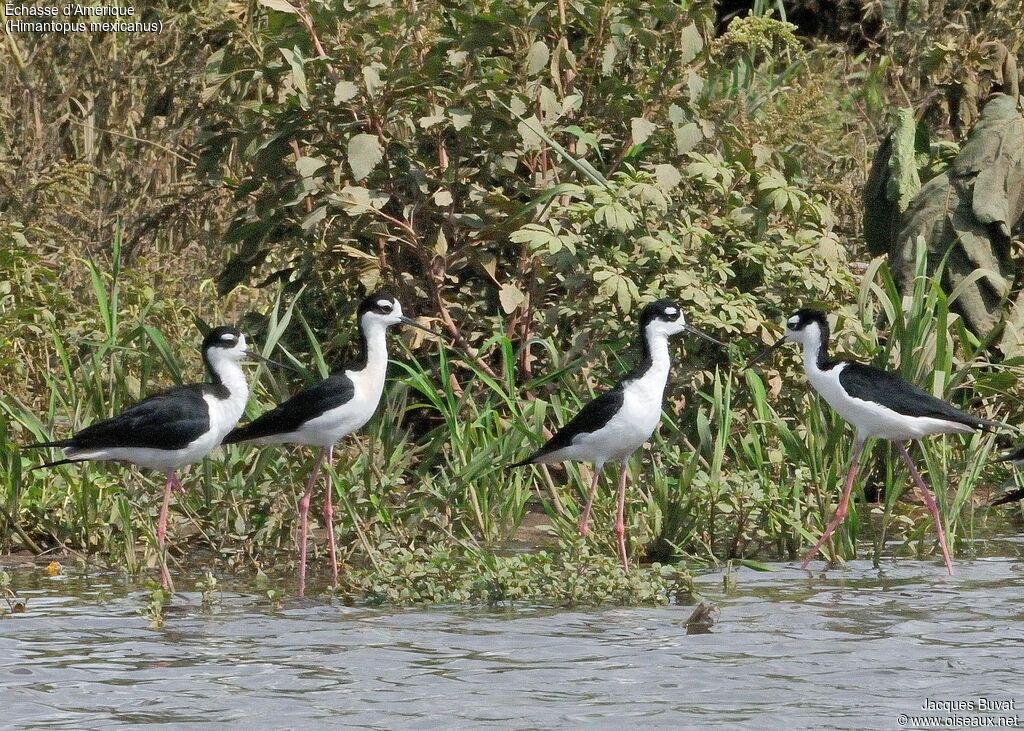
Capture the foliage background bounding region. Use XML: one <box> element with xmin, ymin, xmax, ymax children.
<box><xmin>1</xmin><ymin>0</ymin><xmax>1023</xmax><ymax>591</ymax></box>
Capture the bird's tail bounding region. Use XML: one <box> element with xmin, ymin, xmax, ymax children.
<box><xmin>507</xmin><ymin>456</ymin><xmax>534</xmax><ymax>470</ymax></box>
<box><xmin>220</xmin><ymin>425</ymin><xmax>255</xmax><ymax>445</ymax></box>
<box><xmin>221</xmin><ymin>418</ymin><xmax>282</xmax><ymax>446</ymax></box>
<box><xmin>975</xmin><ymin>416</ymin><xmax>1012</xmax><ymax>434</ymax></box>
<box><xmin>23</xmin><ymin>439</ymin><xmax>86</xmax><ymax>470</ymax></box>
<box><xmin>23</xmin><ymin>438</ymin><xmax>73</xmax><ymax>450</ymax></box>
<box><xmin>32</xmin><ymin>457</ymin><xmax>90</xmax><ymax>471</ymax></box>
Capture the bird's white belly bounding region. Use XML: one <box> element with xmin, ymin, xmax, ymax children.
<box><xmin>292</xmin><ymin>369</ymin><xmax>384</xmax><ymax>447</ymax></box>
<box><xmin>570</xmin><ymin>392</ymin><xmax>661</xmax><ymax>464</ymax></box>
<box><xmin>808</xmin><ymin>365</ymin><xmax>971</xmax><ymax>441</ymax></box>
<box><xmin>291</xmin><ymin>402</ymin><xmax>376</xmax><ymax>446</ymax></box>
<box><xmin>82</xmin><ymin>435</ymin><xmax>220</xmax><ymax>472</ymax></box>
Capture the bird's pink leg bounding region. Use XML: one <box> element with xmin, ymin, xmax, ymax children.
<box><xmin>297</xmin><ymin>448</ymin><xmax>325</xmax><ymax>597</ymax></box>
<box><xmin>578</xmin><ymin>464</ymin><xmax>603</xmax><ymax>537</ymax></box>
<box><xmin>802</xmin><ymin>440</ymin><xmax>865</xmax><ymax>569</ymax></box>
<box><xmin>896</xmin><ymin>442</ymin><xmax>954</xmax><ymax>576</ymax></box>
<box><xmin>613</xmin><ymin>463</ymin><xmax>629</xmax><ymax>572</ymax></box>
<box><xmin>170</xmin><ymin>473</ymin><xmax>186</xmax><ymax>494</ymax></box>
<box><xmin>157</xmin><ymin>471</ymin><xmax>174</xmax><ymax>590</ymax></box>
<box><xmin>322</xmin><ymin>445</ymin><xmax>339</xmax><ymax>590</ymax></box>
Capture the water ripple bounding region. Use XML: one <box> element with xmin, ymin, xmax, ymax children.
<box><xmin>1</xmin><ymin>558</ymin><xmax>1023</xmax><ymax>728</ymax></box>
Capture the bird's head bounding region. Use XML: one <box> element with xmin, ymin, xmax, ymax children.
<box><xmin>359</xmin><ymin>292</ymin><xmax>434</xmax><ymax>335</ymax></box>
<box><xmin>746</xmin><ymin>308</ymin><xmax>829</xmax><ymax>368</ymax></box>
<box><xmin>202</xmin><ymin>326</ymin><xmax>248</xmax><ymax>363</ymax></box>
<box><xmin>201</xmin><ymin>325</ymin><xmax>295</xmax><ymax>372</ymax></box>
<box><xmin>781</xmin><ymin>308</ymin><xmax>829</xmax><ymax>347</ymax></box>
<box><xmin>639</xmin><ymin>299</ymin><xmax>723</xmax><ymax>346</ymax></box>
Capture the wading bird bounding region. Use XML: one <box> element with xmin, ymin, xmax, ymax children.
<box><xmin>747</xmin><ymin>308</ymin><xmax>1002</xmax><ymax>575</ymax></box>
<box><xmin>511</xmin><ymin>299</ymin><xmax>723</xmax><ymax>571</ymax></box>
<box><xmin>26</xmin><ymin>326</ymin><xmax>279</xmax><ymax>590</ymax></box>
<box><xmin>222</xmin><ymin>293</ymin><xmax>432</xmax><ymax>596</ymax></box>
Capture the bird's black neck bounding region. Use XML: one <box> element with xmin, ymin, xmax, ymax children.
<box><xmin>804</xmin><ymin>321</ymin><xmax>832</xmax><ymax>372</ymax></box>
<box><xmin>353</xmin><ymin>323</ymin><xmax>370</xmax><ymax>371</ymax></box>
<box><xmin>201</xmin><ymin>349</ymin><xmax>246</xmax><ymax>400</ymax></box>
<box><xmin>348</xmin><ymin>315</ymin><xmax>389</xmax><ymax>375</ymax></box>
<box><xmin>622</xmin><ymin>322</ymin><xmax>672</xmax><ymax>384</ymax></box>
<box><xmin>203</xmin><ymin>349</ymin><xmax>224</xmax><ymax>387</ymax></box>
<box><xmin>619</xmin><ymin>321</ymin><xmax>653</xmax><ymax>381</ymax></box>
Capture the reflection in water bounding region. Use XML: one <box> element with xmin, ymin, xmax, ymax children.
<box><xmin>3</xmin><ymin>551</ymin><xmax>1024</xmax><ymax>729</ymax></box>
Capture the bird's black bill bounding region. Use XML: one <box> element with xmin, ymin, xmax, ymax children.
<box><xmin>400</xmin><ymin>316</ymin><xmax>437</xmax><ymax>335</ymax></box>
<box><xmin>745</xmin><ymin>337</ymin><xmax>787</xmax><ymax>369</ymax></box>
<box><xmin>684</xmin><ymin>324</ymin><xmax>725</xmax><ymax>348</ymax></box>
<box><xmin>246</xmin><ymin>351</ymin><xmax>299</xmax><ymax>372</ymax></box>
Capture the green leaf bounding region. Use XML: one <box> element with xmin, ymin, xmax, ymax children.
<box><xmin>674</xmin><ymin>122</ymin><xmax>702</xmax><ymax>155</ymax></box>
<box><xmin>498</xmin><ymin>284</ymin><xmax>526</xmax><ymax>313</ymax></box>
<box><xmin>449</xmin><ymin>109</ymin><xmax>472</xmax><ymax>131</ymax></box>
<box><xmin>631</xmin><ymin>117</ymin><xmax>657</xmax><ymax>146</ymax></box>
<box><xmin>517</xmin><ymin>114</ymin><xmax>544</xmax><ymax>150</ymax></box>
<box><xmin>493</xmin><ymin>94</ymin><xmax>610</xmax><ymax>187</ymax></box>
<box><xmin>295</xmin><ymin>156</ymin><xmax>326</xmax><ymax>178</ymax></box>
<box><xmin>678</xmin><ymin>24</ymin><xmax>704</xmax><ymax>65</ymax></box>
<box><xmin>653</xmin><ymin>164</ymin><xmax>681</xmax><ymax>191</ymax></box>
<box><xmin>333</xmin><ymin>186</ymin><xmax>389</xmax><ymax>216</ymax></box>
<box><xmin>601</xmin><ymin>41</ymin><xmax>617</xmax><ymax>75</ymax></box>
<box><xmin>595</xmin><ymin>201</ymin><xmax>635</xmax><ymax>231</ymax></box>
<box><xmin>510</xmin><ymin>223</ymin><xmax>562</xmax><ymax>252</ymax></box>
<box><xmin>525</xmin><ymin>41</ymin><xmax>549</xmax><ymax>76</ymax></box>
<box><xmin>279</xmin><ymin>47</ymin><xmax>307</xmax><ymax>97</ymax></box>
<box><xmin>362</xmin><ymin>65</ymin><xmax>384</xmax><ymax>97</ymax></box>
<box><xmin>348</xmin><ymin>134</ymin><xmax>383</xmax><ymax>181</ymax></box>
<box><xmin>333</xmin><ymin>81</ymin><xmax>358</xmax><ymax>103</ymax></box>
<box><xmin>886</xmin><ymin>107</ymin><xmax>921</xmax><ymax>212</ymax></box>
<box><xmin>258</xmin><ymin>0</ymin><xmax>297</xmax><ymax>13</ymax></box>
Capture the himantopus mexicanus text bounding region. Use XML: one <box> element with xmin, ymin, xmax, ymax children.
<box><xmin>222</xmin><ymin>292</ymin><xmax>432</xmax><ymax>596</ymax></box>
<box><xmin>747</xmin><ymin>308</ymin><xmax>1002</xmax><ymax>574</ymax></box>
<box><xmin>511</xmin><ymin>299</ymin><xmax>723</xmax><ymax>570</ymax></box>
<box><xmin>26</xmin><ymin>326</ymin><xmax>276</xmax><ymax>589</ymax></box>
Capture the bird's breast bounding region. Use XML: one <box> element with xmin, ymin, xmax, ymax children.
<box><xmin>614</xmin><ymin>376</ymin><xmax>668</xmax><ymax>443</ymax></box>
<box><xmin>204</xmin><ymin>387</ymin><xmax>249</xmax><ymax>442</ymax></box>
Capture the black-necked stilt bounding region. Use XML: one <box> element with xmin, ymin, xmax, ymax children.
<box><xmin>511</xmin><ymin>299</ymin><xmax>723</xmax><ymax>571</ymax></box>
<box><xmin>747</xmin><ymin>308</ymin><xmax>1003</xmax><ymax>574</ymax></box>
<box><xmin>25</xmin><ymin>326</ymin><xmax>277</xmax><ymax>589</ymax></box>
<box><xmin>222</xmin><ymin>292</ymin><xmax>431</xmax><ymax>596</ymax></box>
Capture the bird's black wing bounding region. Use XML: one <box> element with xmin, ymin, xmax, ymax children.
<box><xmin>512</xmin><ymin>386</ymin><xmax>625</xmax><ymax>466</ymax></box>
<box><xmin>223</xmin><ymin>373</ymin><xmax>355</xmax><ymax>444</ymax></box>
<box><xmin>42</xmin><ymin>385</ymin><xmax>213</xmax><ymax>452</ymax></box>
<box><xmin>837</xmin><ymin>362</ymin><xmax>1000</xmax><ymax>431</ymax></box>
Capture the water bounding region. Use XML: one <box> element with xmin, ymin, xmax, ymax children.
<box><xmin>3</xmin><ymin>547</ymin><xmax>1024</xmax><ymax>730</ymax></box>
